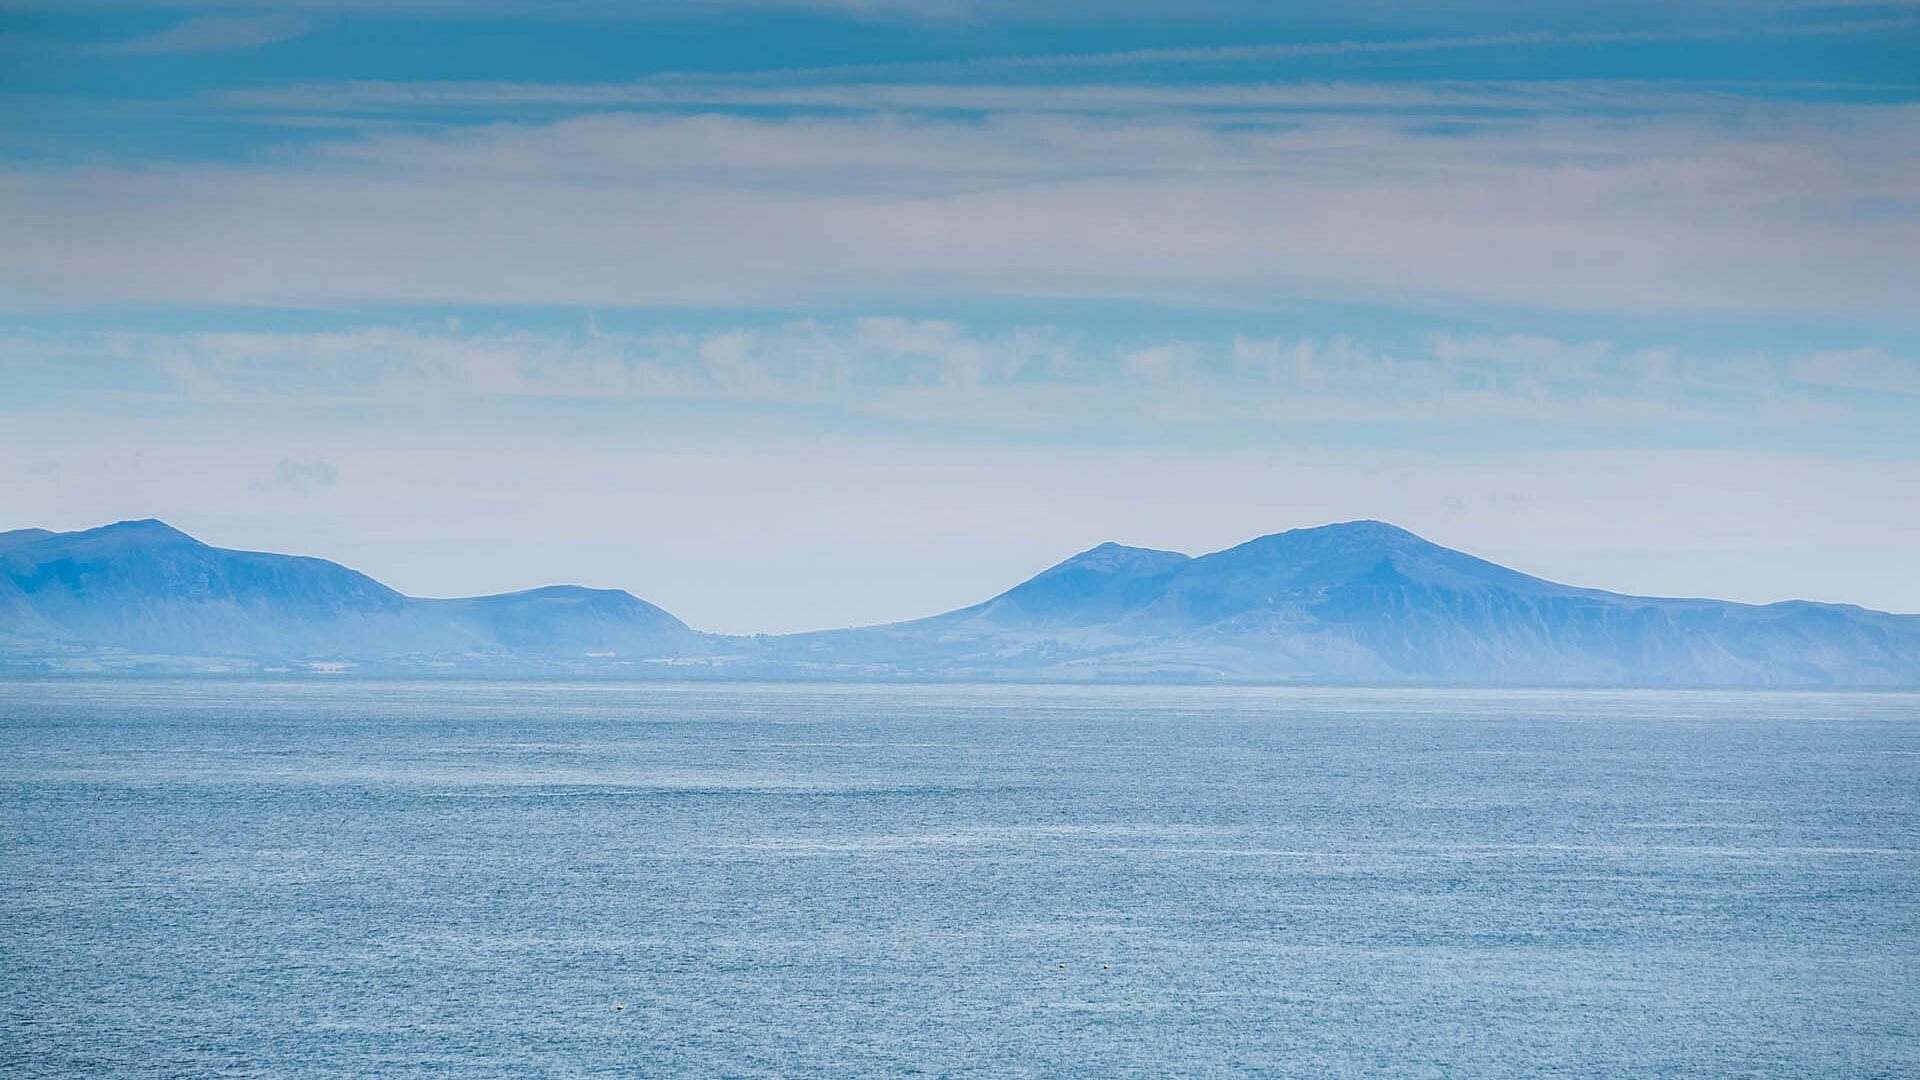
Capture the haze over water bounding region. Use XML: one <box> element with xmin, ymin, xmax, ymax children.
<box><xmin>3</xmin><ymin>681</ymin><xmax>1916</xmax><ymax>1077</ymax></box>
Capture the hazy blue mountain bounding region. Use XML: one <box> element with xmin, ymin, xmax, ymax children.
<box><xmin>3</xmin><ymin>517</ymin><xmax>1916</xmax><ymax>685</ymax></box>
<box><xmin>739</xmin><ymin>521</ymin><xmax>1920</xmax><ymax>686</ymax></box>
<box><xmin>0</xmin><ymin>528</ymin><xmax>56</xmax><ymax>552</ymax></box>
<box><xmin>426</xmin><ymin>586</ymin><xmax>695</xmax><ymax>657</ymax></box>
<box><xmin>0</xmin><ymin>520</ymin><xmax>703</xmax><ymax>671</ymax></box>
<box><xmin>966</xmin><ymin>542</ymin><xmax>1194</xmax><ymax>628</ymax></box>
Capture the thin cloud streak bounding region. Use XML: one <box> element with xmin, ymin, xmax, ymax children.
<box><xmin>938</xmin><ymin>17</ymin><xmax>1920</xmax><ymax>72</ymax></box>
<box><xmin>570</xmin><ymin>13</ymin><xmax>1920</xmax><ymax>86</ymax></box>
<box><xmin>6</xmin><ymin>321</ymin><xmax>1908</xmax><ymax>437</ymax></box>
<box><xmin>4</xmin><ymin>104</ymin><xmax>1914</xmax><ymax>317</ymax></box>
<box><xmin>93</xmin><ymin>14</ymin><xmax>308</xmax><ymax>54</ymax></box>
<box><xmin>177</xmin><ymin>11</ymin><xmax>1919</xmax><ymax>115</ymax></box>
<box><xmin>206</xmin><ymin>77</ymin><xmax>1856</xmax><ymax>118</ymax></box>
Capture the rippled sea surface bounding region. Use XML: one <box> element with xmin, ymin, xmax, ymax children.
<box><xmin>3</xmin><ymin>680</ymin><xmax>1918</xmax><ymax>1078</ymax></box>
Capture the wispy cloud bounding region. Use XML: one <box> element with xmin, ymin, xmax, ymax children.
<box><xmin>94</xmin><ymin>14</ymin><xmax>309</xmax><ymax>55</ymax></box>
<box><xmin>377</xmin><ymin>12</ymin><xmax>1908</xmax><ymax>87</ymax></box>
<box><xmin>1793</xmin><ymin>347</ymin><xmax>1920</xmax><ymax>394</ymax></box>
<box><xmin>207</xmin><ymin>76</ymin><xmax>1838</xmax><ymax>119</ymax></box>
<box><xmin>919</xmin><ymin>17</ymin><xmax>1919</xmax><ymax>73</ymax></box>
<box><xmin>4</xmin><ymin>102</ymin><xmax>1913</xmax><ymax>317</ymax></box>
<box><xmin>7</xmin><ymin>320</ymin><xmax>1906</xmax><ymax>441</ymax></box>
<box><xmin>257</xmin><ymin>456</ymin><xmax>339</xmax><ymax>493</ymax></box>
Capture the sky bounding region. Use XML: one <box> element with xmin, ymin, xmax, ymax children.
<box><xmin>2</xmin><ymin>1</ymin><xmax>1917</xmax><ymax>632</ymax></box>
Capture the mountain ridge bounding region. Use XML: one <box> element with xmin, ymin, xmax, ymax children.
<box><xmin>2</xmin><ymin>518</ymin><xmax>1915</xmax><ymax>685</ymax></box>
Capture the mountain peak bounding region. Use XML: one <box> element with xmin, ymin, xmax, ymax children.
<box><xmin>1210</xmin><ymin>520</ymin><xmax>1448</xmax><ymax>570</ymax></box>
<box><xmin>0</xmin><ymin>528</ymin><xmax>55</xmax><ymax>553</ymax></box>
<box><xmin>1175</xmin><ymin>518</ymin><xmax>1589</xmax><ymax>612</ymax></box>
<box><xmin>964</xmin><ymin>541</ymin><xmax>1191</xmax><ymax>628</ymax></box>
<box><xmin>493</xmin><ymin>584</ymin><xmax>633</xmax><ymax>600</ymax></box>
<box><xmin>1248</xmin><ymin>519</ymin><xmax>1427</xmax><ymax>548</ymax></box>
<box><xmin>84</xmin><ymin>518</ymin><xmax>201</xmax><ymax>545</ymax></box>
<box><xmin>1325</xmin><ymin>518</ymin><xmax>1418</xmax><ymax>535</ymax></box>
<box><xmin>2</xmin><ymin>519</ymin><xmax>206</xmax><ymax>560</ymax></box>
<box><xmin>1056</xmin><ymin>541</ymin><xmax>1192</xmax><ymax>574</ymax></box>
<box><xmin>457</xmin><ymin>582</ymin><xmax>694</xmax><ymax>642</ymax></box>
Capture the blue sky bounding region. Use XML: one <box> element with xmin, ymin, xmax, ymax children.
<box><xmin>2</xmin><ymin>1</ymin><xmax>1917</xmax><ymax>631</ymax></box>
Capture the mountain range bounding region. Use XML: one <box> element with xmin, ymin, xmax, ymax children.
<box><xmin>3</xmin><ymin>518</ymin><xmax>1916</xmax><ymax>686</ymax></box>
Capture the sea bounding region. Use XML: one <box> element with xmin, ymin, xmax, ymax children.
<box><xmin>2</xmin><ymin>680</ymin><xmax>1916</xmax><ymax>1078</ymax></box>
